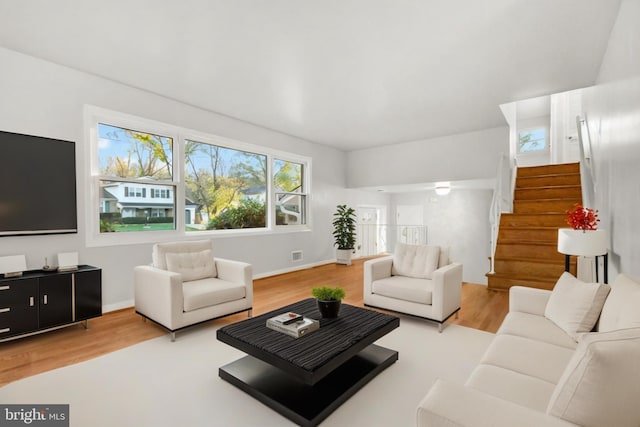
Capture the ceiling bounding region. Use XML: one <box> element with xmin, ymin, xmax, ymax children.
<box><xmin>0</xmin><ymin>1</ymin><xmax>621</xmax><ymax>152</ymax></box>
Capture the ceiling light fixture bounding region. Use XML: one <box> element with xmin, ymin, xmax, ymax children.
<box><xmin>435</xmin><ymin>184</ymin><xmax>451</xmax><ymax>196</ymax></box>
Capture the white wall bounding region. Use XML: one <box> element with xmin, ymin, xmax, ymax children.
<box><xmin>0</xmin><ymin>47</ymin><xmax>386</xmax><ymax>310</ymax></box>
<box><xmin>345</xmin><ymin>118</ymin><xmax>507</xmax><ymax>286</ymax></box>
<box><xmin>346</xmin><ymin>126</ymin><xmax>509</xmax><ymax>188</ymax></box>
<box><xmin>390</xmin><ymin>189</ymin><xmax>492</xmax><ymax>284</ymax></box>
<box><xmin>582</xmin><ymin>0</ymin><xmax>640</xmax><ymax>280</ymax></box>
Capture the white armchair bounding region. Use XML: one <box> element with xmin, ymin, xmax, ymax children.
<box><xmin>134</xmin><ymin>240</ymin><xmax>253</xmax><ymax>341</ymax></box>
<box><xmin>364</xmin><ymin>243</ymin><xmax>462</xmax><ymax>332</ymax></box>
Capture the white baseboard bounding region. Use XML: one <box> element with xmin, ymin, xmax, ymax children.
<box><xmin>102</xmin><ymin>299</ymin><xmax>134</xmax><ymax>313</ymax></box>
<box><xmin>253</xmin><ymin>259</ymin><xmax>336</xmax><ymax>279</ymax></box>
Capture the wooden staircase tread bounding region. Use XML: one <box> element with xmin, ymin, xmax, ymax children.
<box><xmin>517</xmin><ymin>172</ymin><xmax>581</xmax><ymax>178</ymax></box>
<box><xmin>516</xmin><ymin>184</ymin><xmax>582</xmax><ymax>189</ymax></box>
<box><xmin>499</xmin><ymin>225</ymin><xmax>565</xmax><ymax>230</ymax></box>
<box><xmin>514</xmin><ymin>197</ymin><xmax>582</xmax><ymax>202</ymax></box>
<box><xmin>493</xmin><ymin>256</ymin><xmax>569</xmax><ymax>264</ymax></box>
<box><xmin>500</xmin><ymin>212</ymin><xmax>567</xmax><ymax>216</ymax></box>
<box><xmin>486</xmin><ymin>272</ymin><xmax>560</xmax><ymax>282</ymax></box>
<box><xmin>497</xmin><ymin>240</ymin><xmax>559</xmax><ymax>246</ymax></box>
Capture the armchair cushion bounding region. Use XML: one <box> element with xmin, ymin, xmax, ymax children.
<box><xmin>391</xmin><ymin>243</ymin><xmax>440</xmax><ymax>279</ymax></box>
<box><xmin>166</xmin><ymin>249</ymin><xmax>217</xmax><ymax>281</ymax></box>
<box><xmin>372</xmin><ymin>276</ymin><xmax>433</xmax><ymax>304</ymax></box>
<box><xmin>182</xmin><ymin>277</ymin><xmax>246</xmax><ymax>312</ymax></box>
<box><xmin>544</xmin><ymin>272</ymin><xmax>610</xmax><ymax>340</ymax></box>
<box><xmin>547</xmin><ymin>327</ymin><xmax>640</xmax><ymax>427</ymax></box>
<box><xmin>152</xmin><ymin>239</ymin><xmax>213</xmax><ymax>270</ymax></box>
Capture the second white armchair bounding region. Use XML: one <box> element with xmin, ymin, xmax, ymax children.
<box><xmin>364</xmin><ymin>243</ymin><xmax>462</xmax><ymax>332</ymax></box>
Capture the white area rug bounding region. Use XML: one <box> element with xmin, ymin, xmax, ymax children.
<box><xmin>0</xmin><ymin>318</ymin><xmax>493</xmax><ymax>426</ymax></box>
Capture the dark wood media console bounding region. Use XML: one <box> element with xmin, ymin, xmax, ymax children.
<box><xmin>0</xmin><ymin>265</ymin><xmax>102</xmax><ymax>342</ymax></box>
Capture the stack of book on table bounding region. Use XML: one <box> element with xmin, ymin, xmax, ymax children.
<box><xmin>266</xmin><ymin>311</ymin><xmax>319</xmax><ymax>338</ymax></box>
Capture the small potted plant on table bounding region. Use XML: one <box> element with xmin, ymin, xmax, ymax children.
<box><xmin>312</xmin><ymin>286</ymin><xmax>346</xmax><ymax>318</ymax></box>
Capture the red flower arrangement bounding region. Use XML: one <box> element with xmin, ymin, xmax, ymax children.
<box><xmin>565</xmin><ymin>204</ymin><xmax>600</xmax><ymax>231</ymax></box>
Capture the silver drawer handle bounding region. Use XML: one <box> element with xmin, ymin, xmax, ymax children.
<box><xmin>30</xmin><ymin>297</ymin><xmax>34</xmax><ymax>307</ymax></box>
<box><xmin>0</xmin><ymin>286</ymin><xmax>9</xmax><ymax>291</ymax></box>
<box><xmin>0</xmin><ymin>308</ymin><xmax>10</xmax><ymax>314</ymax></box>
<box><xmin>43</xmin><ymin>294</ymin><xmax>48</xmax><ymax>305</ymax></box>
<box><xmin>0</xmin><ymin>328</ymin><xmax>9</xmax><ymax>334</ymax></box>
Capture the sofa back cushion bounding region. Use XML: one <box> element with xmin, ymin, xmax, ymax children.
<box><xmin>598</xmin><ymin>273</ymin><xmax>640</xmax><ymax>332</ymax></box>
<box><xmin>547</xmin><ymin>327</ymin><xmax>640</xmax><ymax>427</ymax></box>
<box><xmin>544</xmin><ymin>272</ymin><xmax>610</xmax><ymax>340</ymax></box>
<box><xmin>392</xmin><ymin>243</ymin><xmax>440</xmax><ymax>279</ymax></box>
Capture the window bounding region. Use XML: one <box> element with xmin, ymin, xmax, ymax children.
<box><xmin>185</xmin><ymin>139</ymin><xmax>267</xmax><ymax>231</ymax></box>
<box><xmin>87</xmin><ymin>107</ymin><xmax>311</xmax><ymax>245</ymax></box>
<box><xmin>97</xmin><ymin>123</ymin><xmax>175</xmax><ymax>233</ymax></box>
<box><xmin>518</xmin><ymin>128</ymin><xmax>547</xmax><ymax>153</ymax></box>
<box><xmin>274</xmin><ymin>159</ymin><xmax>306</xmax><ymax>226</ymax></box>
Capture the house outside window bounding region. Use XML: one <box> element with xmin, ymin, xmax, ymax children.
<box><xmin>97</xmin><ymin>123</ymin><xmax>175</xmax><ymax>233</ymax></box>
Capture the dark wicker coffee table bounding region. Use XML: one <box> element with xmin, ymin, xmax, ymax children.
<box><xmin>217</xmin><ymin>298</ymin><xmax>400</xmax><ymax>426</ymax></box>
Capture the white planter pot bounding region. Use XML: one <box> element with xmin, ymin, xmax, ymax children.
<box><xmin>336</xmin><ymin>249</ymin><xmax>353</xmax><ymax>266</ymax></box>
<box><xmin>557</xmin><ymin>229</ymin><xmax>607</xmax><ymax>256</ymax></box>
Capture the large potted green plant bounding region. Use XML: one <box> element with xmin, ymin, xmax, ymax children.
<box><xmin>332</xmin><ymin>204</ymin><xmax>356</xmax><ymax>265</ymax></box>
<box><xmin>311</xmin><ymin>286</ymin><xmax>346</xmax><ymax>318</ymax></box>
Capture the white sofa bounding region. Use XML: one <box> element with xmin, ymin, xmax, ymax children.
<box><xmin>134</xmin><ymin>240</ymin><xmax>253</xmax><ymax>340</ymax></box>
<box><xmin>364</xmin><ymin>244</ymin><xmax>462</xmax><ymax>332</ymax></box>
<box><xmin>417</xmin><ymin>272</ymin><xmax>640</xmax><ymax>427</ymax></box>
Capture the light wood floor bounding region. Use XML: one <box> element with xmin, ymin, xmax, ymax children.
<box><xmin>0</xmin><ymin>258</ymin><xmax>508</xmax><ymax>387</ymax></box>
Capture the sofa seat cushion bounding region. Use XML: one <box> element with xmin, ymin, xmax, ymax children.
<box><xmin>372</xmin><ymin>276</ymin><xmax>433</xmax><ymax>304</ymax></box>
<box><xmin>182</xmin><ymin>278</ymin><xmax>246</xmax><ymax>312</ymax></box>
<box><xmin>498</xmin><ymin>312</ymin><xmax>579</xmax><ymax>350</ymax></box>
<box><xmin>391</xmin><ymin>243</ymin><xmax>440</xmax><ymax>279</ymax></box>
<box><xmin>479</xmin><ymin>334</ymin><xmax>575</xmax><ymax>385</ymax></box>
<box><xmin>466</xmin><ymin>364</ymin><xmax>557</xmax><ymax>412</ymax></box>
<box><xmin>547</xmin><ymin>327</ymin><xmax>640</xmax><ymax>427</ymax></box>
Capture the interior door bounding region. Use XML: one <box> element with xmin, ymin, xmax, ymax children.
<box><xmin>356</xmin><ymin>207</ymin><xmax>380</xmax><ymax>257</ymax></box>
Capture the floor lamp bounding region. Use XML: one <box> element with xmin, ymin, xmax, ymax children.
<box><xmin>557</xmin><ymin>229</ymin><xmax>608</xmax><ymax>284</ymax></box>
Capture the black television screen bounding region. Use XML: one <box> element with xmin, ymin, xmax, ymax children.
<box><xmin>0</xmin><ymin>130</ymin><xmax>77</xmax><ymax>236</ymax></box>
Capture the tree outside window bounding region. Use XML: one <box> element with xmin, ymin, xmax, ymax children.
<box><xmin>518</xmin><ymin>128</ymin><xmax>547</xmax><ymax>153</ymax></box>
<box><xmin>274</xmin><ymin>159</ymin><xmax>306</xmax><ymax>226</ymax></box>
<box><xmin>185</xmin><ymin>140</ymin><xmax>267</xmax><ymax>230</ymax></box>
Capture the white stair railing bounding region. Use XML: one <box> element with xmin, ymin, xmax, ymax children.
<box><xmin>489</xmin><ymin>153</ymin><xmax>516</xmax><ymax>274</ymax></box>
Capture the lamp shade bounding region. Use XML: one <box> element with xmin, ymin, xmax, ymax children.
<box><xmin>557</xmin><ymin>229</ymin><xmax>607</xmax><ymax>256</ymax></box>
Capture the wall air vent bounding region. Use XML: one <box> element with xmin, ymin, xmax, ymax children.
<box><xmin>291</xmin><ymin>250</ymin><xmax>303</xmax><ymax>262</ymax></box>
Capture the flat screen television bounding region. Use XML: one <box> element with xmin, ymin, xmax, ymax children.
<box><xmin>0</xmin><ymin>130</ymin><xmax>77</xmax><ymax>236</ymax></box>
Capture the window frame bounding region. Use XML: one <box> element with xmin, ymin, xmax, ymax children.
<box><xmin>84</xmin><ymin>106</ymin><xmax>311</xmax><ymax>247</ymax></box>
<box><xmin>273</xmin><ymin>158</ymin><xmax>308</xmax><ymax>227</ymax></box>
